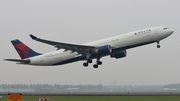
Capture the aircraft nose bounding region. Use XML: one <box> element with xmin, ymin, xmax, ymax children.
<box><xmin>169</xmin><ymin>29</ymin><xmax>174</xmax><ymax>34</ymax></box>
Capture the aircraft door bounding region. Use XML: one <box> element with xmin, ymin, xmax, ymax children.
<box><xmin>123</xmin><ymin>35</ymin><xmax>127</xmax><ymax>42</ymax></box>
<box><xmin>152</xmin><ymin>28</ymin><xmax>159</xmax><ymax>39</ymax></box>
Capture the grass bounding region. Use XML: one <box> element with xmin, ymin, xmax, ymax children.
<box><xmin>1</xmin><ymin>96</ymin><xmax>180</xmax><ymax>101</ymax></box>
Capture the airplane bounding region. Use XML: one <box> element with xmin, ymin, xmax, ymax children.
<box><xmin>4</xmin><ymin>26</ymin><xmax>174</xmax><ymax>68</ymax></box>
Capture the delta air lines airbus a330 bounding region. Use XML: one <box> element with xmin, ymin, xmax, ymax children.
<box><xmin>5</xmin><ymin>26</ymin><xmax>174</xmax><ymax>68</ymax></box>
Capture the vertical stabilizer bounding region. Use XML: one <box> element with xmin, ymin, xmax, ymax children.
<box><xmin>11</xmin><ymin>39</ymin><xmax>41</xmax><ymax>59</ymax></box>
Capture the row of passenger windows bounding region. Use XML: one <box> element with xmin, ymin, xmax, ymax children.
<box><xmin>138</xmin><ymin>29</ymin><xmax>151</xmax><ymax>34</ymax></box>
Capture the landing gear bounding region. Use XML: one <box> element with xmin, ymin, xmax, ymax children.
<box><xmin>157</xmin><ymin>45</ymin><xmax>160</xmax><ymax>48</ymax></box>
<box><xmin>157</xmin><ymin>41</ymin><xmax>160</xmax><ymax>48</ymax></box>
<box><xmin>83</xmin><ymin>62</ymin><xmax>88</xmax><ymax>67</ymax></box>
<box><xmin>83</xmin><ymin>58</ymin><xmax>103</xmax><ymax>68</ymax></box>
<box><xmin>83</xmin><ymin>59</ymin><xmax>92</xmax><ymax>67</ymax></box>
<box><xmin>93</xmin><ymin>58</ymin><xmax>102</xmax><ymax>69</ymax></box>
<box><xmin>97</xmin><ymin>60</ymin><xmax>102</xmax><ymax>65</ymax></box>
<box><xmin>87</xmin><ymin>59</ymin><xmax>92</xmax><ymax>63</ymax></box>
<box><xmin>93</xmin><ymin>64</ymin><xmax>98</xmax><ymax>68</ymax></box>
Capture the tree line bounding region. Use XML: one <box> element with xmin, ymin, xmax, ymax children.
<box><xmin>0</xmin><ymin>84</ymin><xmax>103</xmax><ymax>92</ymax></box>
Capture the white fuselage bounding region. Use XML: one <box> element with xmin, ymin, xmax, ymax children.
<box><xmin>28</xmin><ymin>26</ymin><xmax>173</xmax><ymax>66</ymax></box>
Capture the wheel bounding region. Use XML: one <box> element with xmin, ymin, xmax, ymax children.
<box><xmin>83</xmin><ymin>62</ymin><xmax>88</xmax><ymax>67</ymax></box>
<box><xmin>93</xmin><ymin>64</ymin><xmax>98</xmax><ymax>68</ymax></box>
<box><xmin>97</xmin><ymin>61</ymin><xmax>102</xmax><ymax>65</ymax></box>
<box><xmin>87</xmin><ymin>59</ymin><xmax>92</xmax><ymax>63</ymax></box>
<box><xmin>157</xmin><ymin>45</ymin><xmax>160</xmax><ymax>48</ymax></box>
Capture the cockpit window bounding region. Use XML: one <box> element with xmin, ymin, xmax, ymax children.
<box><xmin>163</xmin><ymin>28</ymin><xmax>169</xmax><ymax>30</ymax></box>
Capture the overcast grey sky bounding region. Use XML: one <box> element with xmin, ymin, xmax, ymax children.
<box><xmin>0</xmin><ymin>0</ymin><xmax>180</xmax><ymax>85</ymax></box>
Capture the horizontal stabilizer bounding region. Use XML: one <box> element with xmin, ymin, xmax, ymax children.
<box><xmin>4</xmin><ymin>59</ymin><xmax>30</xmax><ymax>64</ymax></box>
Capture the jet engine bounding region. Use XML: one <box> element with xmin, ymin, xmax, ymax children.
<box><xmin>96</xmin><ymin>45</ymin><xmax>112</xmax><ymax>55</ymax></box>
<box><xmin>110</xmin><ymin>50</ymin><xmax>127</xmax><ymax>59</ymax></box>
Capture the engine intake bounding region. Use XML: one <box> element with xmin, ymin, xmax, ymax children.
<box><xmin>96</xmin><ymin>45</ymin><xmax>112</xmax><ymax>55</ymax></box>
<box><xmin>110</xmin><ymin>50</ymin><xmax>127</xmax><ymax>59</ymax></box>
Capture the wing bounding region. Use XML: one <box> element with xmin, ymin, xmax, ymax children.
<box><xmin>29</xmin><ymin>34</ymin><xmax>97</xmax><ymax>56</ymax></box>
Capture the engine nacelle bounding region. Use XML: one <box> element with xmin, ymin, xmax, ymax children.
<box><xmin>110</xmin><ymin>50</ymin><xmax>127</xmax><ymax>59</ymax></box>
<box><xmin>96</xmin><ymin>45</ymin><xmax>112</xmax><ymax>55</ymax></box>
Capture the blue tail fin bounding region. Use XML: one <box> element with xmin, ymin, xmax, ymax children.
<box><xmin>11</xmin><ymin>39</ymin><xmax>41</xmax><ymax>59</ymax></box>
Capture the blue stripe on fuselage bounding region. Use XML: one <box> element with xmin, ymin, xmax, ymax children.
<box><xmin>53</xmin><ymin>55</ymin><xmax>86</xmax><ymax>65</ymax></box>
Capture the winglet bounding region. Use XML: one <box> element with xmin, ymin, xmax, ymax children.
<box><xmin>29</xmin><ymin>34</ymin><xmax>38</xmax><ymax>40</ymax></box>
